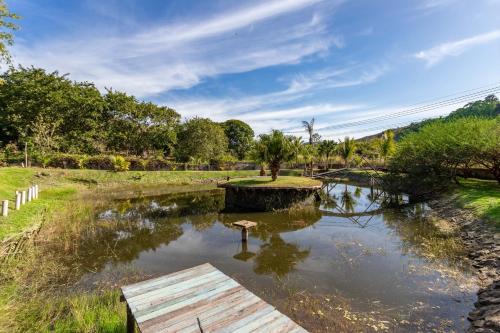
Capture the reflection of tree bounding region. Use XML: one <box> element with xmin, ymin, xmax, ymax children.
<box><xmin>354</xmin><ymin>187</ymin><xmax>362</xmax><ymax>198</ymax></box>
<box><xmin>253</xmin><ymin>234</ymin><xmax>310</xmax><ymax>277</ymax></box>
<box><xmin>340</xmin><ymin>185</ymin><xmax>356</xmax><ymax>213</ymax></box>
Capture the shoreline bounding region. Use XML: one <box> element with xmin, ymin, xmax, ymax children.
<box><xmin>427</xmin><ymin>195</ymin><xmax>499</xmax><ymax>333</ymax></box>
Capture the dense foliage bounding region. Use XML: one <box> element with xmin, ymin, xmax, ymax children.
<box><xmin>221</xmin><ymin>119</ymin><xmax>254</xmax><ymax>160</ymax></box>
<box><xmin>175</xmin><ymin>117</ymin><xmax>228</xmax><ymax>163</ymax></box>
<box><xmin>0</xmin><ymin>67</ymin><xmax>256</xmax><ymax>164</ymax></box>
<box><xmin>389</xmin><ymin>117</ymin><xmax>500</xmax><ymax>194</ymax></box>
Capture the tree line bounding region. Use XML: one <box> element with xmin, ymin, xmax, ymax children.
<box><xmin>0</xmin><ymin>67</ymin><xmax>255</xmax><ymax>165</ymax></box>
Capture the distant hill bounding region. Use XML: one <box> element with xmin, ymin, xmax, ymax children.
<box><xmin>359</xmin><ymin>95</ymin><xmax>500</xmax><ymax>141</ymax></box>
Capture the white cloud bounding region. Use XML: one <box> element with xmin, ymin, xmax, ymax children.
<box><xmin>13</xmin><ymin>0</ymin><xmax>344</xmax><ymax>97</ymax></box>
<box><xmin>414</xmin><ymin>30</ymin><xmax>500</xmax><ymax>67</ymax></box>
<box><xmin>168</xmin><ymin>63</ymin><xmax>388</xmax><ymax>135</ymax></box>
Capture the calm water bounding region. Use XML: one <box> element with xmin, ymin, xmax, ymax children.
<box><xmin>78</xmin><ymin>183</ymin><xmax>477</xmax><ymax>332</ymax></box>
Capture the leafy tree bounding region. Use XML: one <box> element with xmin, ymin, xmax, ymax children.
<box><xmin>0</xmin><ymin>67</ymin><xmax>107</xmax><ymax>153</ymax></box>
<box><xmin>222</xmin><ymin>119</ymin><xmax>254</xmax><ymax>160</ymax></box>
<box><xmin>389</xmin><ymin>117</ymin><xmax>500</xmax><ymax>194</ymax></box>
<box><xmin>253</xmin><ymin>130</ymin><xmax>294</xmax><ymax>181</ymax></box>
<box><xmin>175</xmin><ymin>117</ymin><xmax>228</xmax><ymax>163</ymax></box>
<box><xmin>104</xmin><ymin>90</ymin><xmax>179</xmax><ymax>156</ymax></box>
<box><xmin>0</xmin><ymin>0</ymin><xmax>19</xmax><ymax>67</ymax></box>
<box><xmin>318</xmin><ymin>140</ymin><xmax>336</xmax><ymax>169</ymax></box>
<box><xmin>338</xmin><ymin>136</ymin><xmax>356</xmax><ymax>167</ymax></box>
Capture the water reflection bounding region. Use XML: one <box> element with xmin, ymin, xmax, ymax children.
<box><xmin>72</xmin><ymin>181</ymin><xmax>476</xmax><ymax>332</ymax></box>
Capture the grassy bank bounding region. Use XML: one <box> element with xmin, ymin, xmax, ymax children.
<box><xmin>0</xmin><ymin>166</ymin><xmax>262</xmax><ymax>332</ymax></box>
<box><xmin>0</xmin><ymin>167</ymin><xmax>259</xmax><ymax>241</ymax></box>
<box><xmin>454</xmin><ymin>178</ymin><xmax>500</xmax><ymax>227</ymax></box>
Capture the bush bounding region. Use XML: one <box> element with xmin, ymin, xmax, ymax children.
<box><xmin>389</xmin><ymin>117</ymin><xmax>500</xmax><ymax>195</ymax></box>
<box><xmin>82</xmin><ymin>155</ymin><xmax>114</xmax><ymax>170</ymax></box>
<box><xmin>146</xmin><ymin>158</ymin><xmax>173</xmax><ymax>171</ymax></box>
<box><xmin>127</xmin><ymin>157</ymin><xmax>148</xmax><ymax>171</ymax></box>
<box><xmin>47</xmin><ymin>154</ymin><xmax>83</xmax><ymax>169</ymax></box>
<box><xmin>111</xmin><ymin>156</ymin><xmax>130</xmax><ymax>172</ymax></box>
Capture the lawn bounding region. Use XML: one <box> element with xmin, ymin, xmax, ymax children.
<box><xmin>455</xmin><ymin>178</ymin><xmax>500</xmax><ymax>227</ymax></box>
<box><xmin>226</xmin><ymin>176</ymin><xmax>322</xmax><ymax>188</ymax></box>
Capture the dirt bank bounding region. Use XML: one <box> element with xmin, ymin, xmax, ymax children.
<box><xmin>427</xmin><ymin>195</ymin><xmax>499</xmax><ymax>333</ymax></box>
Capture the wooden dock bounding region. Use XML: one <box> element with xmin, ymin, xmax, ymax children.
<box><xmin>121</xmin><ymin>263</ymin><xmax>308</xmax><ymax>333</ymax></box>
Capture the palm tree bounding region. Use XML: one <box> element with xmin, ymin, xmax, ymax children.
<box><xmin>302</xmin><ymin>118</ymin><xmax>316</xmax><ymax>145</ymax></box>
<box><xmin>254</xmin><ymin>130</ymin><xmax>294</xmax><ymax>181</ymax></box>
<box><xmin>318</xmin><ymin>140</ymin><xmax>337</xmax><ymax>170</ymax></box>
<box><xmin>338</xmin><ymin>136</ymin><xmax>356</xmax><ymax>168</ymax></box>
<box><xmin>250</xmin><ymin>140</ymin><xmax>267</xmax><ymax>176</ymax></box>
<box><xmin>301</xmin><ymin>144</ymin><xmax>316</xmax><ymax>176</ymax></box>
<box><xmin>378</xmin><ymin>130</ymin><xmax>396</xmax><ymax>164</ymax></box>
<box><xmin>290</xmin><ymin>136</ymin><xmax>303</xmax><ymax>168</ymax></box>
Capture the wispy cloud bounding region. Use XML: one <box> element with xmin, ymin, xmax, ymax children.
<box><xmin>414</xmin><ymin>30</ymin><xmax>500</xmax><ymax>67</ymax></box>
<box><xmin>169</xmin><ymin>63</ymin><xmax>387</xmax><ymax>135</ymax></box>
<box><xmin>13</xmin><ymin>0</ymin><xmax>345</xmax><ymax>97</ymax></box>
<box><xmin>417</xmin><ymin>0</ymin><xmax>458</xmax><ymax>11</ymax></box>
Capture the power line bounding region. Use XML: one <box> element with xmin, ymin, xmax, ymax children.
<box><xmin>315</xmin><ymin>87</ymin><xmax>500</xmax><ymax>131</ymax></box>
<box><xmin>282</xmin><ymin>84</ymin><xmax>500</xmax><ymax>133</ymax></box>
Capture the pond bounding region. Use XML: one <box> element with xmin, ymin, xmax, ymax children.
<box><xmin>77</xmin><ymin>182</ymin><xmax>477</xmax><ymax>332</ymax></box>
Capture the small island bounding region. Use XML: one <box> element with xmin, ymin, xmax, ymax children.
<box><xmin>218</xmin><ymin>176</ymin><xmax>322</xmax><ymax>211</ymax></box>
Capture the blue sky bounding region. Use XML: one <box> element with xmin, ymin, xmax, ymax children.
<box><xmin>8</xmin><ymin>0</ymin><xmax>500</xmax><ymax>139</ymax></box>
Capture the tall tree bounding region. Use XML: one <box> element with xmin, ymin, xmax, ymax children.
<box><xmin>290</xmin><ymin>136</ymin><xmax>303</xmax><ymax>168</ymax></box>
<box><xmin>0</xmin><ymin>0</ymin><xmax>19</xmax><ymax>67</ymax></box>
<box><xmin>222</xmin><ymin>119</ymin><xmax>254</xmax><ymax>160</ymax></box>
<box><xmin>175</xmin><ymin>117</ymin><xmax>228</xmax><ymax>163</ymax></box>
<box><xmin>253</xmin><ymin>130</ymin><xmax>294</xmax><ymax>181</ymax></box>
<box><xmin>302</xmin><ymin>118</ymin><xmax>320</xmax><ymax>145</ymax></box>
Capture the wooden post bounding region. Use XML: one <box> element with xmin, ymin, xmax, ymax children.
<box><xmin>15</xmin><ymin>192</ymin><xmax>21</xmax><ymax>210</ymax></box>
<box><xmin>21</xmin><ymin>191</ymin><xmax>26</xmax><ymax>205</ymax></box>
<box><xmin>1</xmin><ymin>200</ymin><xmax>8</xmax><ymax>217</ymax></box>
<box><xmin>126</xmin><ymin>304</ymin><xmax>135</xmax><ymax>333</ymax></box>
<box><xmin>24</xmin><ymin>142</ymin><xmax>28</xmax><ymax>168</ymax></box>
<box><xmin>28</xmin><ymin>187</ymin><xmax>32</xmax><ymax>202</ymax></box>
<box><xmin>35</xmin><ymin>185</ymin><xmax>39</xmax><ymax>199</ymax></box>
<box><xmin>241</xmin><ymin>228</ymin><xmax>248</xmax><ymax>242</ymax></box>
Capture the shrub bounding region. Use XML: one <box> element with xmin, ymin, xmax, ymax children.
<box><xmin>389</xmin><ymin>117</ymin><xmax>500</xmax><ymax>195</ymax></box>
<box><xmin>146</xmin><ymin>158</ymin><xmax>173</xmax><ymax>171</ymax></box>
<box><xmin>47</xmin><ymin>154</ymin><xmax>82</xmax><ymax>169</ymax></box>
<box><xmin>82</xmin><ymin>155</ymin><xmax>114</xmax><ymax>170</ymax></box>
<box><xmin>111</xmin><ymin>155</ymin><xmax>130</xmax><ymax>172</ymax></box>
<box><xmin>127</xmin><ymin>157</ymin><xmax>148</xmax><ymax>171</ymax></box>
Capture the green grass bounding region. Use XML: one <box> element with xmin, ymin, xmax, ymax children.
<box><xmin>455</xmin><ymin>178</ymin><xmax>500</xmax><ymax>227</ymax></box>
<box><xmin>226</xmin><ymin>176</ymin><xmax>322</xmax><ymax>188</ymax></box>
<box><xmin>0</xmin><ymin>167</ymin><xmax>260</xmax><ymax>241</ymax></box>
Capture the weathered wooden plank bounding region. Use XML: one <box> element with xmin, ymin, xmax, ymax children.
<box><xmin>128</xmin><ymin>270</ymin><xmax>225</xmax><ymax>307</ymax></box>
<box><xmin>142</xmin><ymin>286</ymin><xmax>248</xmax><ymax>332</ymax></box>
<box><xmin>123</xmin><ymin>263</ymin><xmax>215</xmax><ymax>297</ymax></box>
<box><xmin>121</xmin><ymin>263</ymin><xmax>307</xmax><ymax>333</ymax></box>
<box><xmin>133</xmin><ymin>276</ymin><xmax>234</xmax><ymax>317</ymax></box>
<box><xmin>136</xmin><ymin>279</ymin><xmax>239</xmax><ymax>323</ymax></box>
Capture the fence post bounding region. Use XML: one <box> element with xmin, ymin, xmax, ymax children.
<box><xmin>35</xmin><ymin>185</ymin><xmax>39</xmax><ymax>199</ymax></box>
<box><xmin>1</xmin><ymin>200</ymin><xmax>8</xmax><ymax>217</ymax></box>
<box><xmin>28</xmin><ymin>187</ymin><xmax>32</xmax><ymax>202</ymax></box>
<box><xmin>15</xmin><ymin>192</ymin><xmax>21</xmax><ymax>210</ymax></box>
<box><xmin>21</xmin><ymin>191</ymin><xmax>26</xmax><ymax>205</ymax></box>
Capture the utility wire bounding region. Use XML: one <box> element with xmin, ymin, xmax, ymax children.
<box><xmin>282</xmin><ymin>84</ymin><xmax>500</xmax><ymax>133</ymax></box>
